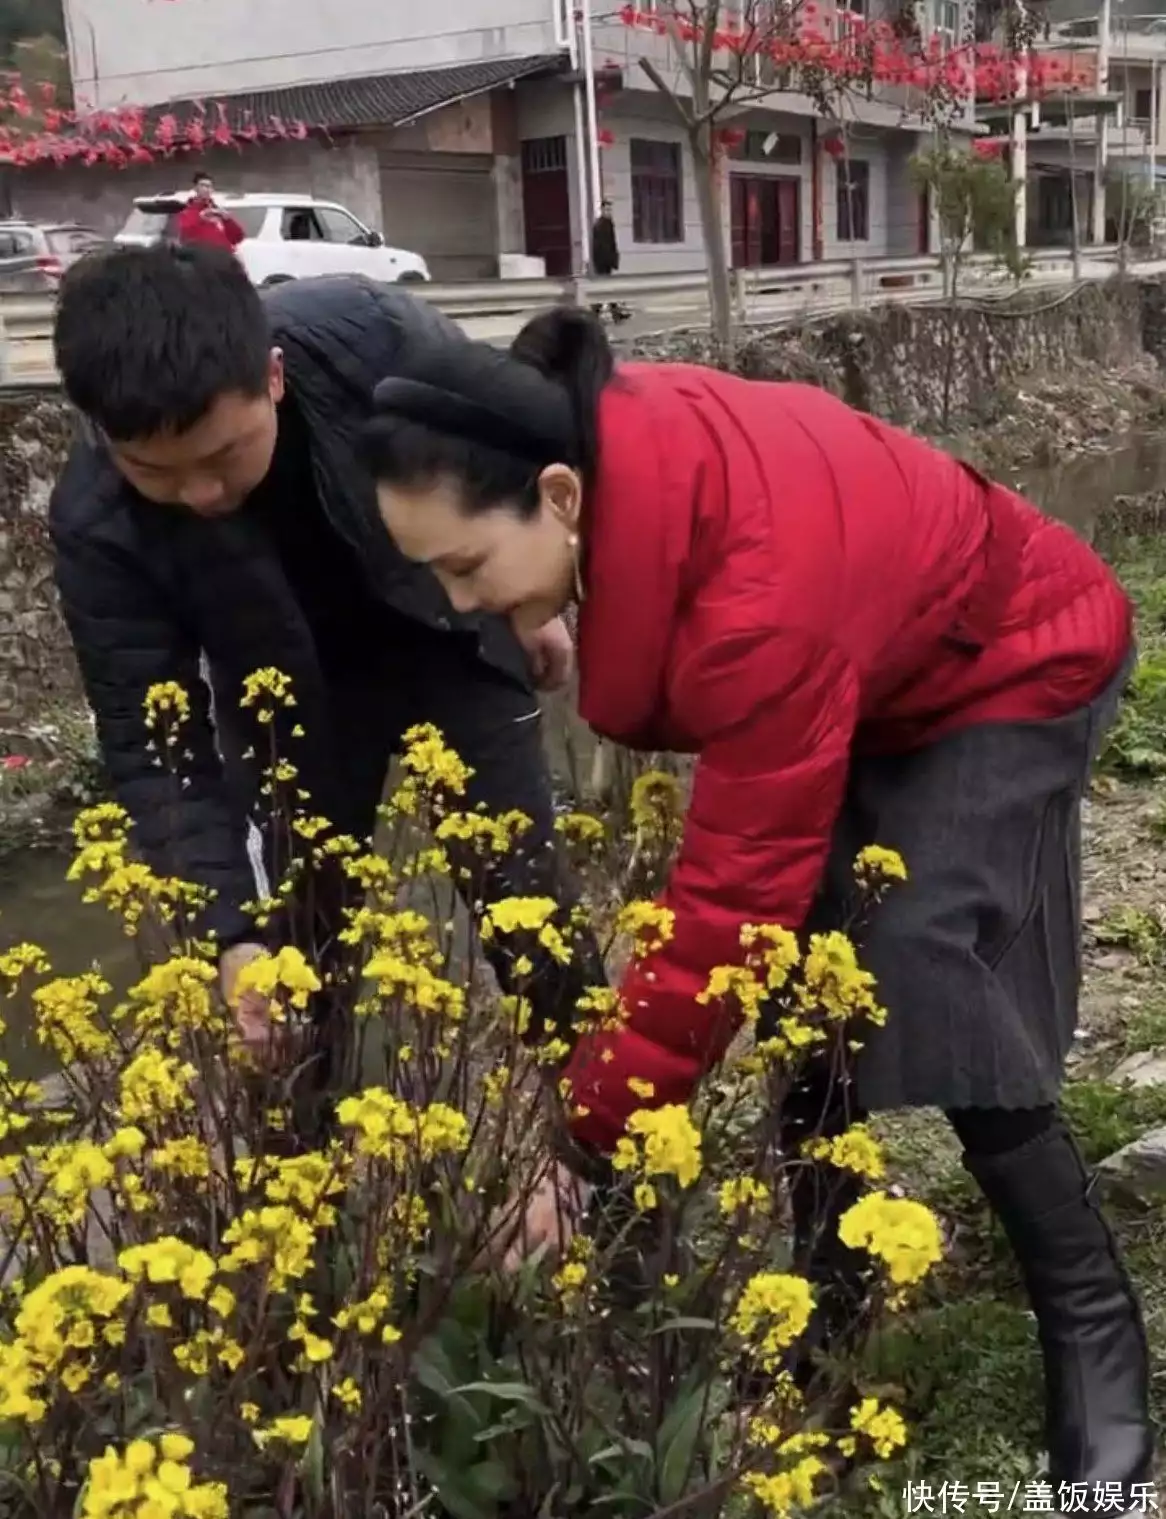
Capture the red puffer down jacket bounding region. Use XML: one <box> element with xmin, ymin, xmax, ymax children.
<box><xmin>563</xmin><ymin>363</ymin><xmax>1133</xmax><ymax>1155</ymax></box>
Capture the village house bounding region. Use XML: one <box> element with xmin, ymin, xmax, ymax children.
<box><xmin>8</xmin><ymin>0</ymin><xmax>978</xmax><ymax>279</ymax></box>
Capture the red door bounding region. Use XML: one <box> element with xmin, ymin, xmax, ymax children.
<box><xmin>774</xmin><ymin>179</ymin><xmax>800</xmax><ymax>263</ymax></box>
<box><xmin>730</xmin><ymin>175</ymin><xmax>800</xmax><ymax>267</ymax></box>
<box><xmin>521</xmin><ymin>136</ymin><xmax>572</xmax><ymax>277</ymax></box>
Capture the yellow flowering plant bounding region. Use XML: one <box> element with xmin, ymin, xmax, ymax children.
<box><xmin>0</xmin><ymin>672</ymin><xmax>942</xmax><ymax>1518</ymax></box>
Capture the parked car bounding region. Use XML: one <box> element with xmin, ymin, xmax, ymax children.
<box><xmin>114</xmin><ymin>192</ymin><xmax>430</xmax><ymax>286</ymax></box>
<box><xmin>0</xmin><ymin>220</ymin><xmax>105</xmax><ymax>291</ymax></box>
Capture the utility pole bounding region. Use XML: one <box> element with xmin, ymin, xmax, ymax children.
<box><xmin>1092</xmin><ymin>0</ymin><xmax>1113</xmax><ymax>243</ymax></box>
<box><xmin>1011</xmin><ymin>25</ymin><xmax>1029</xmax><ymax>249</ymax></box>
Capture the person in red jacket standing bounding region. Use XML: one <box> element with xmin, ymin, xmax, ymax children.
<box><xmin>175</xmin><ymin>172</ymin><xmax>245</xmax><ymax>252</ymax></box>
<box><xmin>360</xmin><ymin>310</ymin><xmax>1152</xmax><ymax>1501</ymax></box>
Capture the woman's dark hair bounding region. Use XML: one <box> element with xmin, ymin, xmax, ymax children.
<box><xmin>360</xmin><ymin>305</ymin><xmax>614</xmax><ymax>519</ymax></box>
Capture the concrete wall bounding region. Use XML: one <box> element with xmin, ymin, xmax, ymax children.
<box><xmin>0</xmin><ymin>398</ymin><xmax>82</xmax><ymax>725</ymax></box>
<box><xmin>64</xmin><ymin>0</ymin><xmax>563</xmax><ymax>107</ymax></box>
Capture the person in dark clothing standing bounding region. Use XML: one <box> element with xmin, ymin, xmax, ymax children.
<box><xmin>49</xmin><ymin>242</ymin><xmax>593</xmax><ymax>1060</ymax></box>
<box><xmin>589</xmin><ymin>200</ymin><xmax>628</xmax><ymax>323</ymax></box>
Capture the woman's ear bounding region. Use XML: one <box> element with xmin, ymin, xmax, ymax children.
<box><xmin>538</xmin><ymin>462</ymin><xmax>583</xmax><ymax>531</ymax></box>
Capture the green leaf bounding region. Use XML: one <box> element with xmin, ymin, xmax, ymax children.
<box><xmin>656</xmin><ymin>1378</ymin><xmax>717</xmax><ymax>1507</ymax></box>
<box><xmin>412</xmin><ymin>1450</ymin><xmax>506</xmax><ymax>1519</ymax></box>
<box><xmin>647</xmin><ymin>1315</ymin><xmax>718</xmax><ymax>1335</ymax></box>
<box><xmin>451</xmin><ymin>1380</ymin><xmax>549</xmax><ymax>1413</ymax></box>
<box><xmin>300</xmin><ymin>1412</ymin><xmax>326</xmax><ymax>1501</ymax></box>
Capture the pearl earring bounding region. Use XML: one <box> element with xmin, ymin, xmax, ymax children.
<box><xmin>569</xmin><ymin>532</ymin><xmax>586</xmax><ymax>604</ymax></box>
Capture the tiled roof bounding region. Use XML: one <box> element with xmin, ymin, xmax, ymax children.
<box><xmin>146</xmin><ymin>53</ymin><xmax>567</xmax><ymax>135</ymax></box>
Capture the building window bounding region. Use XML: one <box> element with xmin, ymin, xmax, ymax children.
<box><xmin>932</xmin><ymin>0</ymin><xmax>959</xmax><ymax>49</ymax></box>
<box><xmin>1134</xmin><ymin>86</ymin><xmax>1153</xmax><ymax>122</ymax></box>
<box><xmin>631</xmin><ymin>138</ymin><xmax>683</xmax><ymax>243</ymax></box>
<box><xmin>730</xmin><ymin>129</ymin><xmax>803</xmax><ymax>164</ymax></box>
<box><xmin>836</xmin><ymin>159</ymin><xmax>870</xmax><ymax>241</ymax></box>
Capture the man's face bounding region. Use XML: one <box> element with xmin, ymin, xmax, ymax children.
<box><xmin>108</xmin><ymin>349</ymin><xmax>285</xmax><ymax>518</ymax></box>
<box><xmin>194</xmin><ymin>176</ymin><xmax>214</xmax><ymax>202</ymax></box>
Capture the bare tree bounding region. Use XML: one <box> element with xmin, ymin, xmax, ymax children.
<box><xmin>622</xmin><ymin>0</ymin><xmax>954</xmax><ymax>357</ymax></box>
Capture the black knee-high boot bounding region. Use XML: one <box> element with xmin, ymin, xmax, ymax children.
<box><xmin>962</xmin><ymin>1116</ymin><xmax>1154</xmax><ymax>1500</ymax></box>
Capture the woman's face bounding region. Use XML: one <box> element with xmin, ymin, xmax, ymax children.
<box><xmin>377</xmin><ymin>464</ymin><xmax>581</xmax><ymax>635</ymax></box>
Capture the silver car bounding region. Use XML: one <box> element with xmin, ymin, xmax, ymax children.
<box><xmin>0</xmin><ymin>221</ymin><xmax>105</xmax><ymax>291</ymax></box>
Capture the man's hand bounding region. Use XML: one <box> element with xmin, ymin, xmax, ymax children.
<box><xmin>484</xmin><ymin>1160</ymin><xmax>592</xmax><ymax>1271</ymax></box>
<box><xmin>514</xmin><ymin>616</ymin><xmax>575</xmax><ymax>693</ymax></box>
<box><xmin>219</xmin><ymin>941</ymin><xmax>276</xmax><ymax>1057</ymax></box>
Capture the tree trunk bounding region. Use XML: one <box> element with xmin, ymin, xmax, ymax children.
<box><xmin>691</xmin><ymin>130</ymin><xmax>734</xmax><ymax>363</ymax></box>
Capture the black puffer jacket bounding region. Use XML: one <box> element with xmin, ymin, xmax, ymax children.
<box><xmin>50</xmin><ymin>276</ymin><xmax>532</xmax><ymax>947</ymax></box>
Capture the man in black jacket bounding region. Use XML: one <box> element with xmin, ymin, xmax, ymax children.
<box><xmin>50</xmin><ymin>242</ymin><xmax>593</xmax><ymax>1052</ymax></box>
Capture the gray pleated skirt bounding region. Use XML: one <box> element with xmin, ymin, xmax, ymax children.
<box><xmin>806</xmin><ymin>653</ymin><xmax>1133</xmax><ymax>1114</ymax></box>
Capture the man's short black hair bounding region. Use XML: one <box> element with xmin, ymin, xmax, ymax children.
<box><xmin>193</xmin><ymin>170</ymin><xmax>211</xmax><ymax>185</ymax></box>
<box><xmin>53</xmin><ymin>242</ymin><xmax>271</xmax><ymax>442</ymax></box>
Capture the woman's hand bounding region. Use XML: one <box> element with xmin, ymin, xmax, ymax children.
<box><xmin>484</xmin><ymin>1160</ymin><xmax>593</xmax><ymax>1271</ymax></box>
<box><xmin>219</xmin><ymin>941</ymin><xmax>296</xmax><ymax>1064</ymax></box>
<box><xmin>514</xmin><ymin>616</ymin><xmax>575</xmax><ymax>692</ymax></box>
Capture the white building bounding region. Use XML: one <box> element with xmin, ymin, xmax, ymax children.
<box><xmin>18</xmin><ymin>0</ymin><xmax>972</xmax><ymax>278</ymax></box>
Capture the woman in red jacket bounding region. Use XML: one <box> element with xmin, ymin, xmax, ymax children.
<box><xmin>361</xmin><ymin>309</ymin><xmax>1152</xmax><ymax>1495</ymax></box>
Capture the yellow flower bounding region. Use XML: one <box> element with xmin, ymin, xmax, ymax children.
<box><xmin>628</xmin><ymin>769</ymin><xmax>684</xmax><ymax>842</ymax></box>
<box><xmin>149</xmin><ymin>1136</ymin><xmax>214</xmax><ymax>1182</ymax></box>
<box><xmin>0</xmin><ymin>941</ymin><xmax>50</xmax><ymax>990</ymax></box>
<box><xmin>552</xmin><ymin>1260</ymin><xmax>589</xmax><ymax>1300</ymax></box>
<box><xmin>81</xmin><ymin>1433</ymin><xmax>228</xmax><ymax>1519</ymax></box>
<box><xmin>554</xmin><ymin>811</ymin><xmax>606</xmax><ymax>847</ymax></box>
<box><xmin>854</xmin><ymin>844</ymin><xmax>908</xmax><ymax>885</ymax></box>
<box><xmin>12</xmin><ymin>1264</ymin><xmax>131</xmax><ymax>1392</ymax></box>
<box><xmin>118</xmin><ymin>1047</ymin><xmax>196</xmax><ymax>1124</ymax></box>
<box><xmin>361</xmin><ymin>954</ymin><xmax>466</xmax><ymax>1021</ymax></box>
<box><xmin>803</xmin><ymin>1124</ymin><xmax>886</xmax><ymax>1181</ymax></box>
<box><xmin>850</xmin><ymin>1396</ymin><xmax>908</xmax><ymax>1457</ymax></box>
<box><xmin>742</xmin><ymin>1455</ymin><xmax>828</xmax><ymax>1516</ymax></box>
<box><xmin>254</xmin><ymin>1414</ymin><xmax>314</xmax><ymax>1449</ymax></box>
<box><xmin>697</xmin><ymin>963</ymin><xmax>763</xmax><ymax>1021</ymax></box>
<box><xmin>612</xmin><ymin>1105</ymin><xmax>702</xmax><ymax>1188</ymax></box>
<box><xmin>337</xmin><ymin>1088</ymin><xmax>469</xmax><ymax>1164</ymax></box>
<box><xmin>436</xmin><ymin>809</ymin><xmax>532</xmax><ymax>854</ymax></box>
<box><xmin>120</xmin><ymin>1238</ymin><xmax>216</xmax><ymax>1301</ymax></box>
<box><xmin>143</xmin><ymin>680</ymin><xmax>191</xmax><ymax>734</ymax></box>
<box><xmin>400</xmin><ymin>722</ymin><xmax>472</xmax><ymax>796</ymax></box>
<box><xmin>718</xmin><ymin>1176</ymin><xmax>772</xmax><ymax>1216</ymax></box>
<box><xmin>240</xmin><ymin>667</ymin><xmax>296</xmax><ymax>711</ymax></box>
<box><xmin>838</xmin><ymin>1191</ymin><xmax>943</xmax><ymax>1286</ymax></box>
<box><xmin>614</xmin><ymin>900</ymin><xmax>675</xmax><ymax>955</ymax></box>
<box><xmin>33</xmin><ymin>973</ymin><xmax>114</xmax><ymax>1060</ymax></box>
<box><xmin>799</xmin><ymin>931</ymin><xmax>884</xmax><ymax>1023</ymax></box>
<box><xmin>127</xmin><ymin>956</ymin><xmax>220</xmax><ymax>1037</ymax></box>
<box><xmin>482</xmin><ymin>896</ymin><xmax>555</xmax><ymax>936</ymax></box>
<box><xmin>220</xmin><ymin>1206</ymin><xmax>318</xmax><ymax>1290</ymax></box>
<box><xmin>729</xmin><ymin>1271</ymin><xmax>815</xmax><ymax>1362</ymax></box>
<box><xmin>232</xmin><ymin>945</ymin><xmax>321</xmax><ymax>1015</ymax></box>
<box><xmin>333</xmin><ymin>1376</ymin><xmax>363</xmax><ymax>1412</ymax></box>
<box><xmin>334</xmin><ymin>1283</ymin><xmax>396</xmax><ymax>1338</ymax></box>
<box><xmin>740</xmin><ymin>922</ymin><xmax>801</xmax><ymax>992</ymax></box>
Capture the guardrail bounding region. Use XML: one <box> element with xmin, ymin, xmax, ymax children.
<box><xmin>0</xmin><ymin>243</ymin><xmax>1142</xmax><ymax>385</ymax></box>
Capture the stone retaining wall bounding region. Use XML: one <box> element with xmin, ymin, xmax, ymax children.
<box><xmin>0</xmin><ymin>397</ymin><xmax>80</xmax><ymax>726</ymax></box>
<box><xmin>626</xmin><ymin>279</ymin><xmax>1152</xmax><ymax>433</ymax></box>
